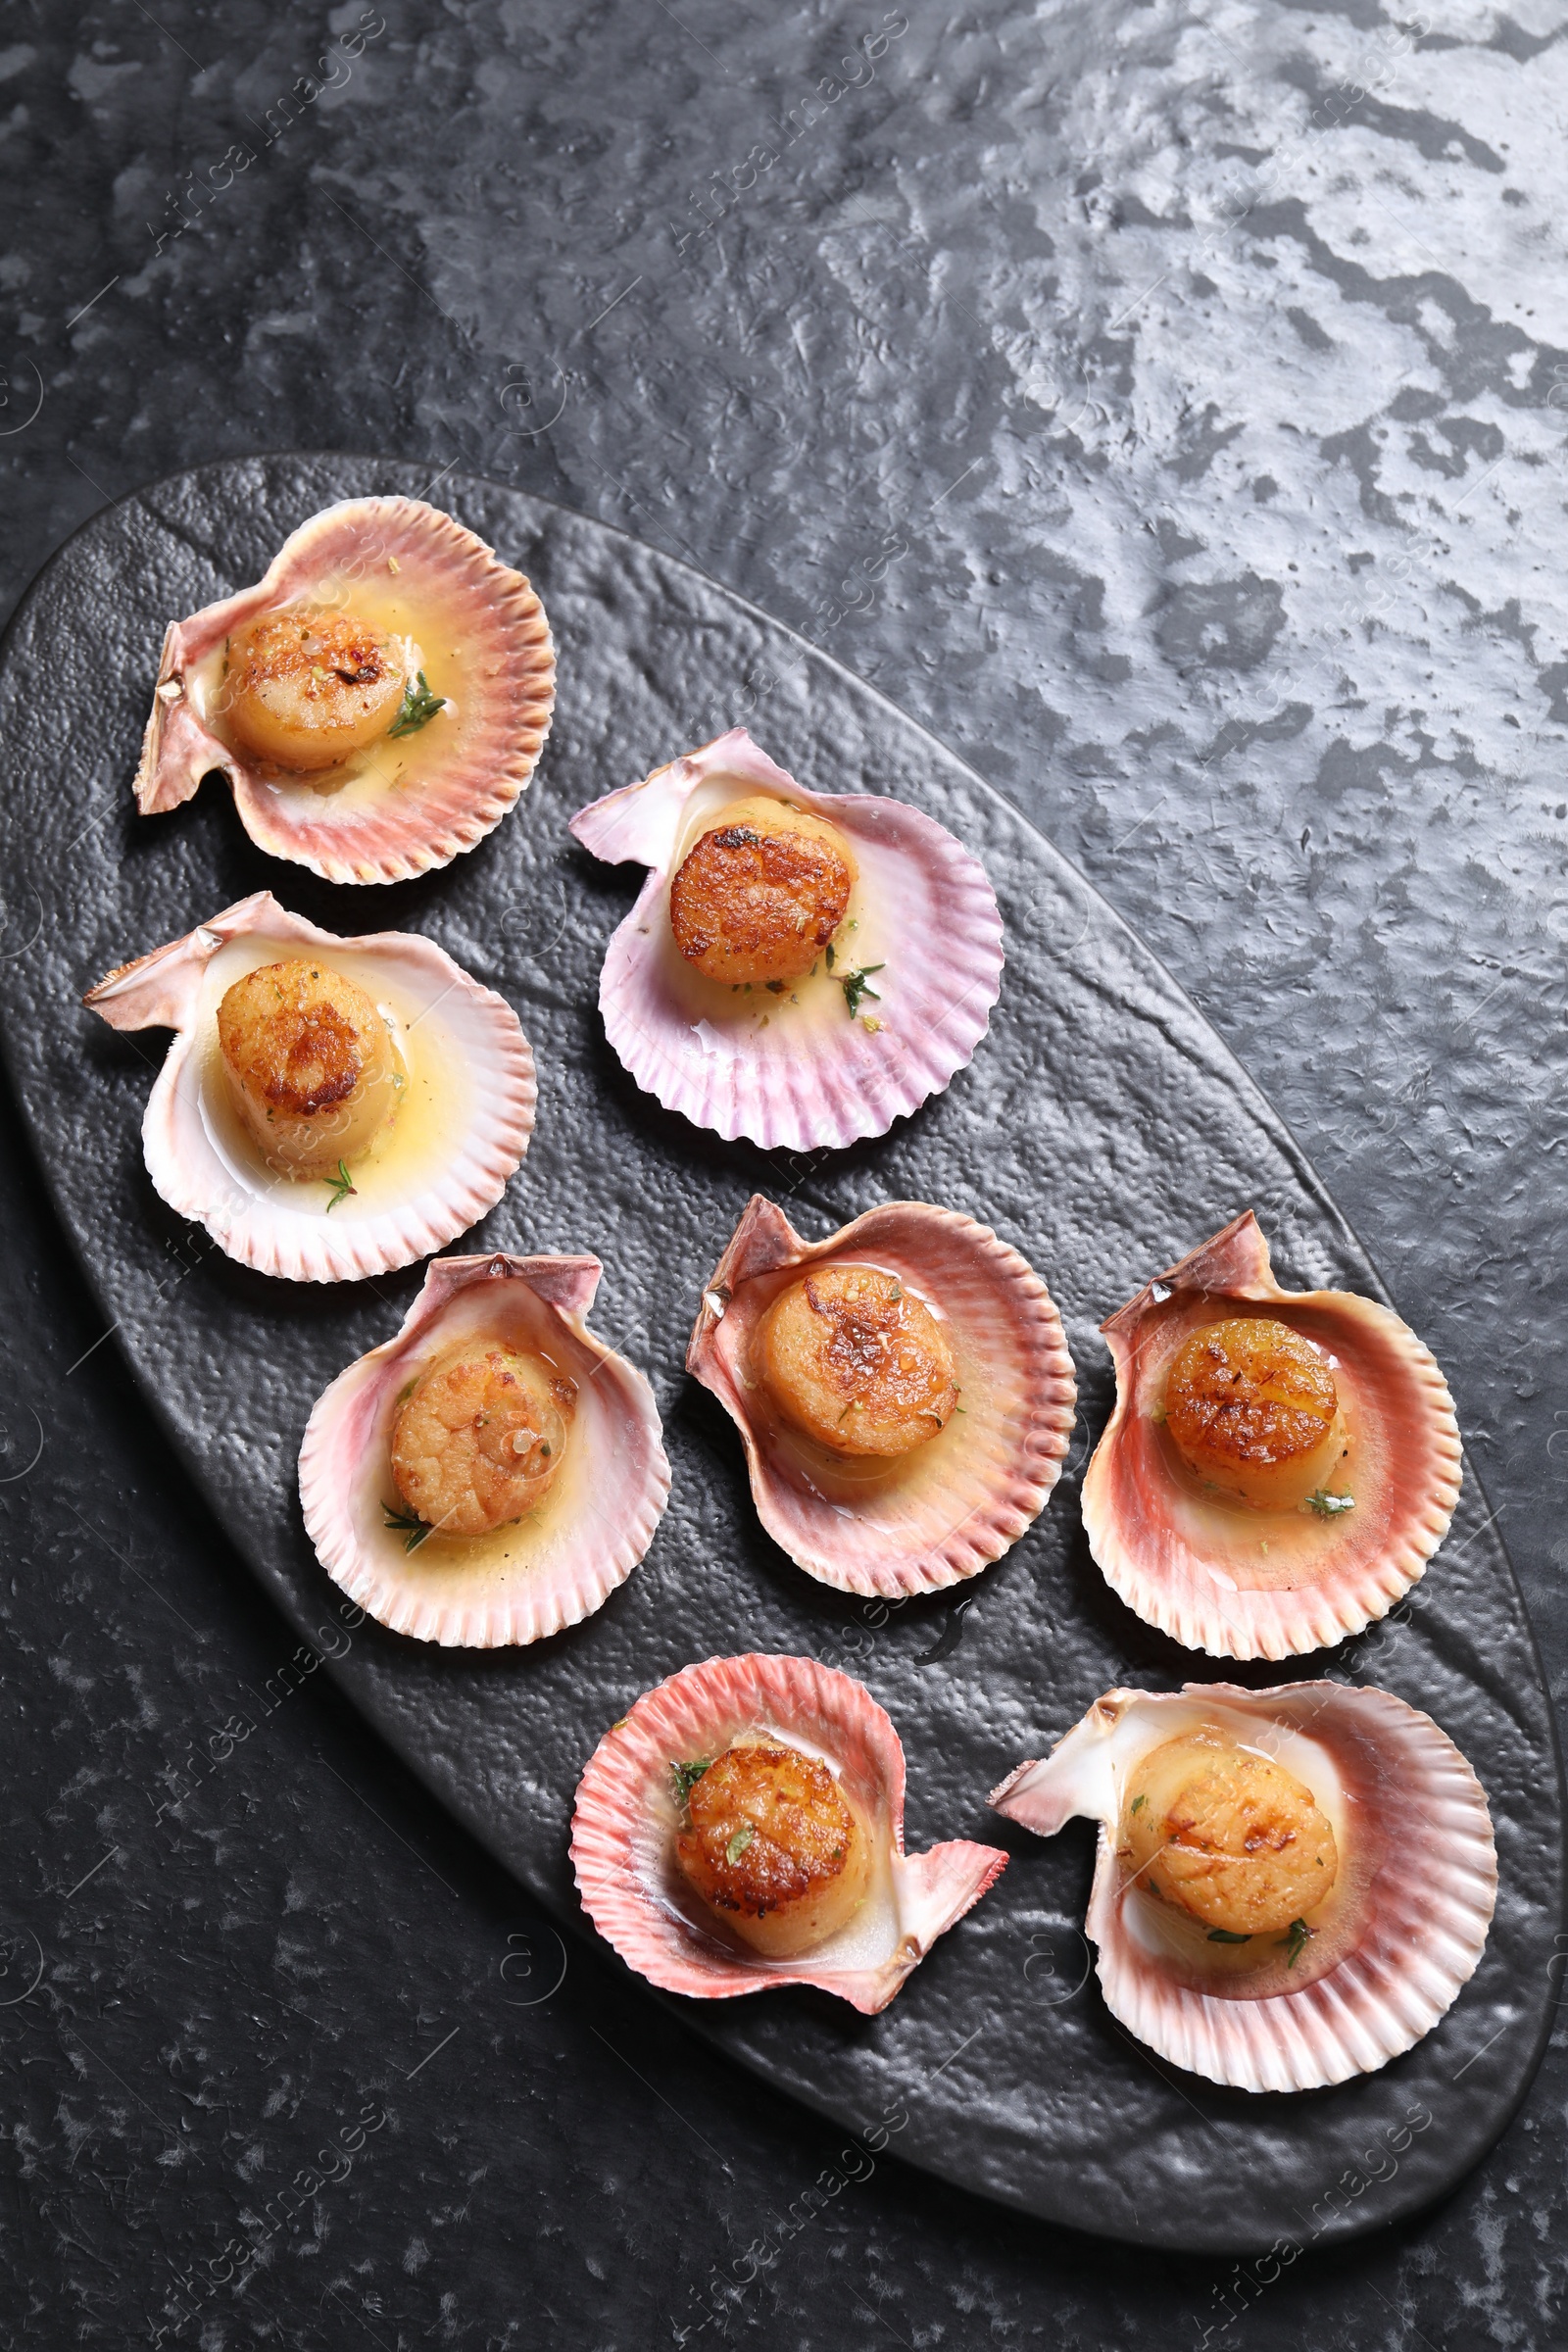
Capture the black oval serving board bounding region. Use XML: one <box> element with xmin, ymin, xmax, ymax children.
<box><xmin>0</xmin><ymin>454</ymin><xmax>1558</xmax><ymax>2256</ymax></box>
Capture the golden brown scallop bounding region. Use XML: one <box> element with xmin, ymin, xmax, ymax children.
<box><xmin>220</xmin><ymin>604</ymin><xmax>408</xmax><ymax>769</ymax></box>
<box><xmin>216</xmin><ymin>957</ymin><xmax>400</xmax><ymax>1179</ymax></box>
<box><xmin>389</xmin><ymin>1344</ymin><xmax>577</xmax><ymax>1540</ymax></box>
<box><xmin>1163</xmin><ymin>1315</ymin><xmax>1346</xmax><ymax>1508</ymax></box>
<box><xmin>674</xmin><ymin>1741</ymin><xmax>871</xmax><ymax>1956</ymax></box>
<box><xmin>756</xmin><ymin>1263</ymin><xmax>957</xmax><ymax>1458</ymax></box>
<box><xmin>667</xmin><ymin>795</ymin><xmax>857</xmax><ymax>985</ymax></box>
<box><xmin>1118</xmin><ymin>1729</ymin><xmax>1339</xmax><ymax>1939</ymax></box>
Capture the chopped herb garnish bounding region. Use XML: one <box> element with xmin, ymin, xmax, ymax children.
<box><xmin>1306</xmin><ymin>1490</ymin><xmax>1355</xmax><ymax>1517</ymax></box>
<box><xmin>540</xmin><ymin>1443</ymin><xmax>551</xmax><ymax>1457</ymax></box>
<box><xmin>324</xmin><ymin>1159</ymin><xmax>357</xmax><ymax>1212</ymax></box>
<box><xmin>764</xmin><ymin>978</ymin><xmax>787</xmax><ymax>995</ymax></box>
<box><xmin>1206</xmin><ymin>1928</ymin><xmax>1251</xmax><ymax>1945</ymax></box>
<box><xmin>725</xmin><ymin>1825</ymin><xmax>756</xmax><ymax>1864</ymax></box>
<box><xmin>824</xmin><ymin>942</ymin><xmax>836</xmax><ymax>972</ymax></box>
<box><xmin>840</xmin><ymin>963</ymin><xmax>885</xmax><ymax>1018</ymax></box>
<box><xmin>1279</xmin><ymin>1917</ymin><xmax>1313</xmax><ymax>1968</ymax></box>
<box><xmin>1129</xmin><ymin>1793</ymin><xmax>1147</xmax><ymax>1815</ymax></box>
<box><xmin>670</xmin><ymin>1758</ymin><xmax>711</xmax><ymax>1802</ymax></box>
<box><xmin>395</xmin><ymin>1376</ymin><xmax>418</xmax><ymax>1405</ymax></box>
<box><xmin>387</xmin><ymin>669</ymin><xmax>447</xmax><ymax>738</ymax></box>
<box><xmin>382</xmin><ymin>1501</ymin><xmax>431</xmax><ymax>1553</ymax></box>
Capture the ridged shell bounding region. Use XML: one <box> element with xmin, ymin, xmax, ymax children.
<box><xmin>299</xmin><ymin>1252</ymin><xmax>669</xmax><ymax>1646</ymax></box>
<box><xmin>571</xmin><ymin>1652</ymin><xmax>1006</xmax><ymax>2012</ymax></box>
<box><xmin>84</xmin><ymin>892</ymin><xmax>535</xmax><ymax>1284</ymax></box>
<box><xmin>567</xmin><ymin>728</ymin><xmax>1004</xmax><ymax>1150</ymax></box>
<box><xmin>687</xmin><ymin>1195</ymin><xmax>1077</xmax><ymax>1596</ymax></box>
<box><xmin>134</xmin><ymin>497</ymin><xmax>555</xmax><ymax>884</ymax></box>
<box><xmin>990</xmin><ymin>1681</ymin><xmax>1496</xmax><ymax>2092</ymax></box>
<box><xmin>1080</xmin><ymin>1212</ymin><xmax>1462</xmax><ymax>1660</ymax></box>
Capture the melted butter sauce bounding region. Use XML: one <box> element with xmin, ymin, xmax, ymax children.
<box><xmin>194</xmin><ymin>935</ymin><xmax>471</xmax><ymax>1221</ymax></box>
<box><xmin>186</xmin><ymin>575</ymin><xmax>468</xmax><ymax>810</ymax></box>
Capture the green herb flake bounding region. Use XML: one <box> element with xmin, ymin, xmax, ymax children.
<box><xmin>382</xmin><ymin>1501</ymin><xmax>431</xmax><ymax>1553</ymax></box>
<box><xmin>670</xmin><ymin>1758</ymin><xmax>711</xmax><ymax>1802</ymax></box>
<box><xmin>764</xmin><ymin>978</ymin><xmax>787</xmax><ymax>995</ymax></box>
<box><xmin>387</xmin><ymin>669</ymin><xmax>447</xmax><ymax>739</ymax></box>
<box><xmin>1279</xmin><ymin>1917</ymin><xmax>1313</xmax><ymax>1968</ymax></box>
<box><xmin>1305</xmin><ymin>1490</ymin><xmax>1355</xmax><ymax>1517</ymax></box>
<box><xmin>725</xmin><ymin>1825</ymin><xmax>756</xmax><ymax>1864</ymax></box>
<box><xmin>324</xmin><ymin>1159</ymin><xmax>357</xmax><ymax>1212</ymax></box>
<box><xmin>1206</xmin><ymin>1928</ymin><xmax>1251</xmax><ymax>1945</ymax></box>
<box><xmin>839</xmin><ymin>963</ymin><xmax>885</xmax><ymax>1019</ymax></box>
<box><xmin>395</xmin><ymin>1376</ymin><xmax>419</xmax><ymax>1406</ymax></box>
<box><xmin>824</xmin><ymin>942</ymin><xmax>836</xmax><ymax>972</ymax></box>
<box><xmin>1129</xmin><ymin>1793</ymin><xmax>1147</xmax><ymax>1815</ymax></box>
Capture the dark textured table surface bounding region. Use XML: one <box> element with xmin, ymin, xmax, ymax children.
<box><xmin>3</xmin><ymin>4</ymin><xmax>1567</xmax><ymax>2347</ymax></box>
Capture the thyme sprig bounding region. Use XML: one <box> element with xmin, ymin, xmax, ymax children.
<box><xmin>670</xmin><ymin>1758</ymin><xmax>711</xmax><ymax>1802</ymax></box>
<box><xmin>324</xmin><ymin>1159</ymin><xmax>357</xmax><ymax>1212</ymax></box>
<box><xmin>382</xmin><ymin>1501</ymin><xmax>431</xmax><ymax>1553</ymax></box>
<box><xmin>387</xmin><ymin>669</ymin><xmax>447</xmax><ymax>738</ymax></box>
<box><xmin>840</xmin><ymin>963</ymin><xmax>885</xmax><ymax>1018</ymax></box>
<box><xmin>1279</xmin><ymin>1917</ymin><xmax>1313</xmax><ymax>1968</ymax></box>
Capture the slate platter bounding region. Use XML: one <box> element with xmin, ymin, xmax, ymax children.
<box><xmin>0</xmin><ymin>452</ymin><xmax>1557</xmax><ymax>2257</ymax></box>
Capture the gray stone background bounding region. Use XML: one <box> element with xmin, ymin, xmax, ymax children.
<box><xmin>2</xmin><ymin>1</ymin><xmax>1566</xmax><ymax>2345</ymax></box>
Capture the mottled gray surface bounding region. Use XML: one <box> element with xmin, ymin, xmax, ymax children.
<box><xmin>1</xmin><ymin>1</ymin><xmax>1566</xmax><ymax>2345</ymax></box>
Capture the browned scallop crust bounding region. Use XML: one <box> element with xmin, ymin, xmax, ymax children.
<box><xmin>1140</xmin><ymin>1745</ymin><xmax>1339</xmax><ymax>1935</ymax></box>
<box><xmin>217</xmin><ymin>959</ymin><xmax>385</xmax><ymax>1119</ymax></box>
<box><xmin>668</xmin><ymin>818</ymin><xmax>853</xmax><ymax>985</ymax></box>
<box><xmin>223</xmin><ymin>606</ymin><xmax>407</xmax><ymax>768</ymax></box>
<box><xmin>1165</xmin><ymin>1315</ymin><xmax>1337</xmax><ymax>1475</ymax></box>
<box><xmin>390</xmin><ymin>1345</ymin><xmax>576</xmax><ymax>1538</ymax></box>
<box><xmin>759</xmin><ymin>1265</ymin><xmax>957</xmax><ymax>1456</ymax></box>
<box><xmin>676</xmin><ymin>1744</ymin><xmax>856</xmax><ymax>1919</ymax></box>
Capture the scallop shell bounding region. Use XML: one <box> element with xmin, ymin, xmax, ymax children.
<box><xmin>299</xmin><ymin>1251</ymin><xmax>669</xmax><ymax>1646</ymax></box>
<box><xmin>567</xmin><ymin>728</ymin><xmax>1004</xmax><ymax>1150</ymax></box>
<box><xmin>1080</xmin><ymin>1211</ymin><xmax>1462</xmax><ymax>1660</ymax></box>
<box><xmin>134</xmin><ymin>497</ymin><xmax>555</xmax><ymax>884</ymax></box>
<box><xmin>990</xmin><ymin>1681</ymin><xmax>1496</xmax><ymax>2092</ymax></box>
<box><xmin>687</xmin><ymin>1194</ymin><xmax>1077</xmax><ymax>1597</ymax></box>
<box><xmin>571</xmin><ymin>1651</ymin><xmax>1006</xmax><ymax>2012</ymax></box>
<box><xmin>84</xmin><ymin>891</ymin><xmax>534</xmax><ymax>1284</ymax></box>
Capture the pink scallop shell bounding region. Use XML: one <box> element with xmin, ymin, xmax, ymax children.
<box><xmin>567</xmin><ymin>728</ymin><xmax>1004</xmax><ymax>1150</ymax></box>
<box><xmin>299</xmin><ymin>1252</ymin><xmax>670</xmax><ymax>1646</ymax></box>
<box><xmin>84</xmin><ymin>891</ymin><xmax>535</xmax><ymax>1284</ymax></box>
<box><xmin>1080</xmin><ymin>1211</ymin><xmax>1463</xmax><ymax>1660</ymax></box>
<box><xmin>990</xmin><ymin>1680</ymin><xmax>1496</xmax><ymax>2092</ymax></box>
<box><xmin>134</xmin><ymin>497</ymin><xmax>556</xmax><ymax>884</ymax></box>
<box><xmin>686</xmin><ymin>1195</ymin><xmax>1077</xmax><ymax>1597</ymax></box>
<box><xmin>571</xmin><ymin>1651</ymin><xmax>1006</xmax><ymax>2011</ymax></box>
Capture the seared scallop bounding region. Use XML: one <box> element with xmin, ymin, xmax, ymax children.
<box><xmin>668</xmin><ymin>796</ymin><xmax>857</xmax><ymax>985</ymax></box>
<box><xmin>220</xmin><ymin>605</ymin><xmax>408</xmax><ymax>769</ymax></box>
<box><xmin>674</xmin><ymin>1742</ymin><xmax>870</xmax><ymax>1956</ymax></box>
<box><xmin>756</xmin><ymin>1264</ymin><xmax>957</xmax><ymax>1458</ymax></box>
<box><xmin>1119</xmin><ymin>1729</ymin><xmax>1339</xmax><ymax>1940</ymax></box>
<box><xmin>1081</xmin><ymin>1212</ymin><xmax>1462</xmax><ymax>1659</ymax></box>
<box><xmin>134</xmin><ymin>495</ymin><xmax>555</xmax><ymax>885</ymax></box>
<box><xmin>389</xmin><ymin>1344</ymin><xmax>576</xmax><ymax>1538</ymax></box>
<box><xmin>991</xmin><ymin>1681</ymin><xmax>1495</xmax><ymax>2092</ymax></box>
<box><xmin>569</xmin><ymin>728</ymin><xmax>1004</xmax><ymax>1151</ymax></box>
<box><xmin>85</xmin><ymin>893</ymin><xmax>535</xmax><ymax>1284</ymax></box>
<box><xmin>217</xmin><ymin>957</ymin><xmax>400</xmax><ymax>1179</ymax></box>
<box><xmin>687</xmin><ymin>1195</ymin><xmax>1075</xmax><ymax>1596</ymax></box>
<box><xmin>571</xmin><ymin>1652</ymin><xmax>1007</xmax><ymax>2012</ymax></box>
<box><xmin>299</xmin><ymin>1253</ymin><xmax>669</xmax><ymax>1647</ymax></box>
